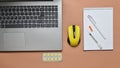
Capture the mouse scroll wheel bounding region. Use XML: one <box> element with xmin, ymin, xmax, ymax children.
<box><xmin>73</xmin><ymin>25</ymin><xmax>76</xmax><ymax>38</ymax></box>
<box><xmin>73</xmin><ymin>25</ymin><xmax>76</xmax><ymax>32</ymax></box>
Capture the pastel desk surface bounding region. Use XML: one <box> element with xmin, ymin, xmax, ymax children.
<box><xmin>0</xmin><ymin>0</ymin><xmax>120</xmax><ymax>68</ymax></box>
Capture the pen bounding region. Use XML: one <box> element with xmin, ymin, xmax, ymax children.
<box><xmin>88</xmin><ymin>15</ymin><xmax>106</xmax><ymax>40</ymax></box>
<box><xmin>89</xmin><ymin>33</ymin><xmax>102</xmax><ymax>50</ymax></box>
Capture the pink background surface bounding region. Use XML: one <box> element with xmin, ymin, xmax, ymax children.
<box><xmin>0</xmin><ymin>0</ymin><xmax>120</xmax><ymax>68</ymax></box>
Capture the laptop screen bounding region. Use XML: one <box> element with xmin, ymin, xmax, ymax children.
<box><xmin>0</xmin><ymin>0</ymin><xmax>53</xmax><ymax>2</ymax></box>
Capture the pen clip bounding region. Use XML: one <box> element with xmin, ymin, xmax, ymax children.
<box><xmin>88</xmin><ymin>15</ymin><xmax>96</xmax><ymax>24</ymax></box>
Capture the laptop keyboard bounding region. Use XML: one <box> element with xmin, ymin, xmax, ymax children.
<box><xmin>0</xmin><ymin>5</ymin><xmax>58</xmax><ymax>28</ymax></box>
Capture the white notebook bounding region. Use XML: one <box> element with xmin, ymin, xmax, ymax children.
<box><xmin>84</xmin><ymin>8</ymin><xmax>113</xmax><ymax>50</ymax></box>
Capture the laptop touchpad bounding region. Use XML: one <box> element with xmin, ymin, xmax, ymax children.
<box><xmin>3</xmin><ymin>33</ymin><xmax>25</xmax><ymax>49</ymax></box>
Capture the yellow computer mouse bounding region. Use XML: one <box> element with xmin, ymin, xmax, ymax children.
<box><xmin>67</xmin><ymin>25</ymin><xmax>81</xmax><ymax>47</ymax></box>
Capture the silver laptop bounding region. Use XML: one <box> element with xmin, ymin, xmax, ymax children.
<box><xmin>0</xmin><ymin>0</ymin><xmax>62</xmax><ymax>51</ymax></box>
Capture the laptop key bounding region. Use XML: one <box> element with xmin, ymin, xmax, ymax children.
<box><xmin>31</xmin><ymin>24</ymin><xmax>36</xmax><ymax>28</ymax></box>
<box><xmin>5</xmin><ymin>24</ymin><xmax>24</xmax><ymax>28</ymax></box>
